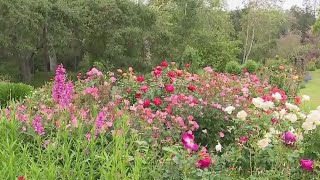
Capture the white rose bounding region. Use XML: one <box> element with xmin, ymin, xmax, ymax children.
<box><xmin>272</xmin><ymin>92</ymin><xmax>282</xmax><ymax>101</ymax></box>
<box><xmin>237</xmin><ymin>110</ymin><xmax>248</xmax><ymax>120</ymax></box>
<box><xmin>215</xmin><ymin>142</ymin><xmax>222</xmax><ymax>152</ymax></box>
<box><xmin>224</xmin><ymin>106</ymin><xmax>235</xmax><ymax>114</ymax></box>
<box><xmin>302</xmin><ymin>121</ymin><xmax>316</xmax><ymax>131</ymax></box>
<box><xmin>279</xmin><ymin>109</ymin><xmax>287</xmax><ymax>119</ymax></box>
<box><xmin>285</xmin><ymin>113</ymin><xmax>298</xmax><ymax>123</ymax></box>
<box><xmin>302</xmin><ymin>95</ymin><xmax>311</xmax><ymax>102</ymax></box>
<box><xmin>257</xmin><ymin>138</ymin><xmax>270</xmax><ymax>149</ymax></box>
<box><xmin>252</xmin><ymin>97</ymin><xmax>264</xmax><ymax>108</ymax></box>
<box><xmin>285</xmin><ymin>103</ymin><xmax>300</xmax><ymax>112</ymax></box>
<box><xmin>297</xmin><ymin>112</ymin><xmax>307</xmax><ymax>119</ymax></box>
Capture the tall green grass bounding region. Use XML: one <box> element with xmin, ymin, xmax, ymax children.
<box><xmin>0</xmin><ymin>114</ymin><xmax>155</xmax><ymax>179</ymax></box>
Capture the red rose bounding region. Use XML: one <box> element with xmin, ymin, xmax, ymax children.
<box><xmin>136</xmin><ymin>76</ymin><xmax>145</xmax><ymax>82</ymax></box>
<box><xmin>135</xmin><ymin>93</ymin><xmax>142</xmax><ymax>99</ymax></box>
<box><xmin>168</xmin><ymin>71</ymin><xmax>176</xmax><ymax>78</ymax></box>
<box><xmin>153</xmin><ymin>97</ymin><xmax>162</xmax><ymax>106</ymax></box>
<box><xmin>153</xmin><ymin>70</ymin><xmax>162</xmax><ymax>76</ymax></box>
<box><xmin>188</xmin><ymin>85</ymin><xmax>196</xmax><ymax>92</ymax></box>
<box><xmin>165</xmin><ymin>84</ymin><xmax>175</xmax><ymax>93</ymax></box>
<box><xmin>143</xmin><ymin>99</ymin><xmax>151</xmax><ymax>108</ymax></box>
<box><xmin>160</xmin><ymin>61</ymin><xmax>169</xmax><ymax>67</ymax></box>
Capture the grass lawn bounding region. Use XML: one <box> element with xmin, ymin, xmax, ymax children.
<box><xmin>299</xmin><ymin>69</ymin><xmax>320</xmax><ymax>111</ymax></box>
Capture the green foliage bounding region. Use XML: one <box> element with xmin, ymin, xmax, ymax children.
<box><xmin>0</xmin><ymin>83</ymin><xmax>33</xmax><ymax>106</ymax></box>
<box><xmin>181</xmin><ymin>46</ymin><xmax>202</xmax><ymax>72</ymax></box>
<box><xmin>315</xmin><ymin>59</ymin><xmax>320</xmax><ymax>69</ymax></box>
<box><xmin>300</xmin><ymin>83</ymin><xmax>306</xmax><ymax>89</ymax></box>
<box><xmin>307</xmin><ymin>61</ymin><xmax>317</xmax><ymax>71</ymax></box>
<box><xmin>225</xmin><ymin>60</ymin><xmax>242</xmax><ymax>75</ymax></box>
<box><xmin>261</xmin><ymin>60</ymin><xmax>302</xmax><ymax>98</ymax></box>
<box><xmin>244</xmin><ymin>59</ymin><xmax>259</xmax><ymax>73</ymax></box>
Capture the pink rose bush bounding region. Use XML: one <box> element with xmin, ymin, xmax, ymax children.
<box><xmin>0</xmin><ymin>62</ymin><xmax>319</xmax><ymax>179</ymax></box>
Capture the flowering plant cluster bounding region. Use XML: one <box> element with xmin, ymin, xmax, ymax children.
<box><xmin>0</xmin><ymin>62</ymin><xmax>319</xmax><ymax>179</ymax></box>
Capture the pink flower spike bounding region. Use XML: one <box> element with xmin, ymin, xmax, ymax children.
<box><xmin>182</xmin><ymin>132</ymin><xmax>199</xmax><ymax>151</ymax></box>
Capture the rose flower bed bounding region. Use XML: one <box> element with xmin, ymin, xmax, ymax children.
<box><xmin>0</xmin><ymin>61</ymin><xmax>319</xmax><ymax>179</ymax></box>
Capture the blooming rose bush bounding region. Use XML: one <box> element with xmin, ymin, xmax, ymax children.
<box><xmin>0</xmin><ymin>61</ymin><xmax>319</xmax><ymax>179</ymax></box>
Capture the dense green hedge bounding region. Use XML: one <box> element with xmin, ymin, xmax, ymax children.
<box><xmin>225</xmin><ymin>60</ymin><xmax>242</xmax><ymax>75</ymax></box>
<box><xmin>0</xmin><ymin>83</ymin><xmax>33</xmax><ymax>106</ymax></box>
<box><xmin>307</xmin><ymin>61</ymin><xmax>317</xmax><ymax>71</ymax></box>
<box><xmin>244</xmin><ymin>59</ymin><xmax>259</xmax><ymax>73</ymax></box>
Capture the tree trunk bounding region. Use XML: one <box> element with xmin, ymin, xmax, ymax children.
<box><xmin>43</xmin><ymin>24</ymin><xmax>50</xmax><ymax>72</ymax></box>
<box><xmin>143</xmin><ymin>36</ymin><xmax>151</xmax><ymax>65</ymax></box>
<box><xmin>242</xmin><ymin>23</ymin><xmax>250</xmax><ymax>64</ymax></box>
<box><xmin>21</xmin><ymin>56</ymin><xmax>32</xmax><ymax>82</ymax></box>
<box><xmin>245</xmin><ymin>26</ymin><xmax>255</xmax><ymax>62</ymax></box>
<box><xmin>49</xmin><ymin>47</ymin><xmax>57</xmax><ymax>72</ymax></box>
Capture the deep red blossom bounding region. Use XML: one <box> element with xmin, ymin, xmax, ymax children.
<box><xmin>153</xmin><ymin>97</ymin><xmax>162</xmax><ymax>106</ymax></box>
<box><xmin>188</xmin><ymin>85</ymin><xmax>196</xmax><ymax>92</ymax></box>
<box><xmin>143</xmin><ymin>99</ymin><xmax>151</xmax><ymax>108</ymax></box>
<box><xmin>153</xmin><ymin>70</ymin><xmax>162</xmax><ymax>76</ymax></box>
<box><xmin>156</xmin><ymin>66</ymin><xmax>163</xmax><ymax>71</ymax></box>
<box><xmin>176</xmin><ymin>70</ymin><xmax>183</xmax><ymax>77</ymax></box>
<box><xmin>136</xmin><ymin>76</ymin><xmax>145</xmax><ymax>83</ymax></box>
<box><xmin>160</xmin><ymin>61</ymin><xmax>169</xmax><ymax>67</ymax></box>
<box><xmin>185</xmin><ymin>63</ymin><xmax>190</xmax><ymax>68</ymax></box>
<box><xmin>168</xmin><ymin>71</ymin><xmax>176</xmax><ymax>78</ymax></box>
<box><xmin>165</xmin><ymin>84</ymin><xmax>175</xmax><ymax>93</ymax></box>
<box><xmin>135</xmin><ymin>93</ymin><xmax>142</xmax><ymax>99</ymax></box>
<box><xmin>196</xmin><ymin>147</ymin><xmax>212</xmax><ymax>169</ymax></box>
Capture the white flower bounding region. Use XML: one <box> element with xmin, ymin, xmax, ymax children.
<box><xmin>252</xmin><ymin>97</ymin><xmax>264</xmax><ymax>108</ymax></box>
<box><xmin>279</xmin><ymin>109</ymin><xmax>287</xmax><ymax>119</ymax></box>
<box><xmin>272</xmin><ymin>92</ymin><xmax>282</xmax><ymax>101</ymax></box>
<box><xmin>273</xmin><ymin>111</ymin><xmax>280</xmax><ymax>119</ymax></box>
<box><xmin>237</xmin><ymin>110</ymin><xmax>248</xmax><ymax>120</ymax></box>
<box><xmin>264</xmin><ymin>132</ymin><xmax>273</xmax><ymax>139</ymax></box>
<box><xmin>302</xmin><ymin>95</ymin><xmax>311</xmax><ymax>102</ymax></box>
<box><xmin>306</xmin><ymin>110</ymin><xmax>320</xmax><ymax>123</ymax></box>
<box><xmin>317</xmin><ymin>106</ymin><xmax>320</xmax><ymax>111</ymax></box>
<box><xmin>263</xmin><ymin>101</ymin><xmax>275</xmax><ymax>111</ymax></box>
<box><xmin>302</xmin><ymin>121</ymin><xmax>316</xmax><ymax>131</ymax></box>
<box><xmin>224</xmin><ymin>106</ymin><xmax>235</xmax><ymax>114</ymax></box>
<box><xmin>297</xmin><ymin>112</ymin><xmax>307</xmax><ymax>119</ymax></box>
<box><xmin>257</xmin><ymin>138</ymin><xmax>270</xmax><ymax>149</ymax></box>
<box><xmin>215</xmin><ymin>142</ymin><xmax>222</xmax><ymax>152</ymax></box>
<box><xmin>285</xmin><ymin>113</ymin><xmax>298</xmax><ymax>123</ymax></box>
<box><xmin>285</xmin><ymin>103</ymin><xmax>300</xmax><ymax>112</ymax></box>
<box><xmin>269</xmin><ymin>127</ymin><xmax>280</xmax><ymax>135</ymax></box>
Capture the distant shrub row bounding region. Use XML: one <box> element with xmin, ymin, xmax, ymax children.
<box><xmin>225</xmin><ymin>59</ymin><xmax>259</xmax><ymax>74</ymax></box>
<box><xmin>0</xmin><ymin>83</ymin><xmax>33</xmax><ymax>107</ymax></box>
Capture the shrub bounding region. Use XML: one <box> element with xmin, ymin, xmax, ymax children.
<box><xmin>225</xmin><ymin>60</ymin><xmax>242</xmax><ymax>74</ymax></box>
<box><xmin>316</xmin><ymin>59</ymin><xmax>320</xmax><ymax>69</ymax></box>
<box><xmin>0</xmin><ymin>82</ymin><xmax>33</xmax><ymax>106</ymax></box>
<box><xmin>300</xmin><ymin>83</ymin><xmax>306</xmax><ymax>89</ymax></box>
<box><xmin>244</xmin><ymin>59</ymin><xmax>259</xmax><ymax>73</ymax></box>
<box><xmin>307</xmin><ymin>61</ymin><xmax>317</xmax><ymax>71</ymax></box>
